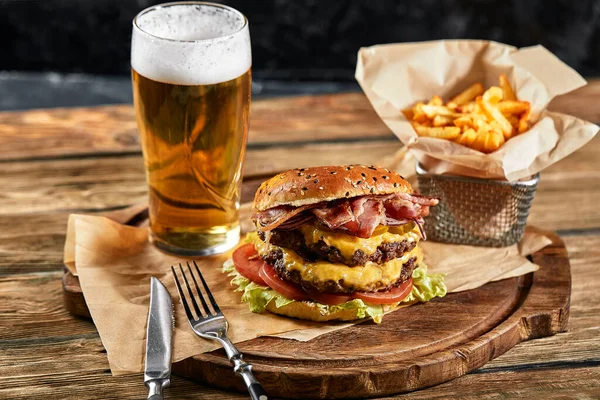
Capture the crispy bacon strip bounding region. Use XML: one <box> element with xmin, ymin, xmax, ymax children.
<box><xmin>312</xmin><ymin>201</ymin><xmax>355</xmax><ymax>229</ymax></box>
<box><xmin>253</xmin><ymin>204</ymin><xmax>316</xmax><ymax>231</ymax></box>
<box><xmin>253</xmin><ymin>193</ymin><xmax>438</xmax><ymax>237</ymax></box>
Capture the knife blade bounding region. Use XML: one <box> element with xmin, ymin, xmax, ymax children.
<box><xmin>144</xmin><ymin>277</ymin><xmax>174</xmax><ymax>400</ymax></box>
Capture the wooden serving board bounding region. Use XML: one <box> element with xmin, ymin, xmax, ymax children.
<box><xmin>62</xmin><ymin>230</ymin><xmax>571</xmax><ymax>399</ymax></box>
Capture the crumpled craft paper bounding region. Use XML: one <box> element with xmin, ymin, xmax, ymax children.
<box><xmin>355</xmin><ymin>40</ymin><xmax>599</xmax><ymax>181</ymax></box>
<box><xmin>64</xmin><ymin>205</ymin><xmax>551</xmax><ymax>375</ymax></box>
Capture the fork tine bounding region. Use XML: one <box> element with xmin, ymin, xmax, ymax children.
<box><xmin>193</xmin><ymin>260</ymin><xmax>221</xmax><ymax>313</ymax></box>
<box><xmin>178</xmin><ymin>263</ymin><xmax>204</xmax><ymax>318</ymax></box>
<box><xmin>171</xmin><ymin>265</ymin><xmax>194</xmax><ymax>321</ymax></box>
<box><xmin>186</xmin><ymin>261</ymin><xmax>212</xmax><ymax>316</ymax></box>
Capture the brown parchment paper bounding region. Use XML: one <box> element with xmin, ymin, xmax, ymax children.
<box><xmin>64</xmin><ymin>205</ymin><xmax>551</xmax><ymax>375</ymax></box>
<box><xmin>355</xmin><ymin>40</ymin><xmax>599</xmax><ymax>181</ymax></box>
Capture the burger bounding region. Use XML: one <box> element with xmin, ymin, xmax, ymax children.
<box><xmin>223</xmin><ymin>164</ymin><xmax>446</xmax><ymax>323</ymax></box>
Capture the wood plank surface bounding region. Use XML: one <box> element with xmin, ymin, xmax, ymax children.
<box><xmin>0</xmin><ymin>79</ymin><xmax>598</xmax><ymax>162</ymax></box>
<box><xmin>1</xmin><ymin>136</ymin><xmax>597</xmax><ymax>231</ymax></box>
<box><xmin>0</xmin><ymin>86</ymin><xmax>599</xmax><ymax>399</ymax></box>
<box><xmin>0</xmin><ymin>234</ymin><xmax>596</xmax><ymax>399</ymax></box>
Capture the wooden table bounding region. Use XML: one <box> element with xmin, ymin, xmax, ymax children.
<box><xmin>1</xmin><ymin>81</ymin><xmax>599</xmax><ymax>399</ymax></box>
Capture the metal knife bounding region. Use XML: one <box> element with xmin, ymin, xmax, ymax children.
<box><xmin>144</xmin><ymin>277</ymin><xmax>174</xmax><ymax>400</ymax></box>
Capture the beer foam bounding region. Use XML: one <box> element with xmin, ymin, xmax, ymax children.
<box><xmin>132</xmin><ymin>4</ymin><xmax>251</xmax><ymax>85</ymax></box>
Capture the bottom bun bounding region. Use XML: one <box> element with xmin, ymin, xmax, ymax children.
<box><xmin>265</xmin><ymin>299</ymin><xmax>402</xmax><ymax>322</ymax></box>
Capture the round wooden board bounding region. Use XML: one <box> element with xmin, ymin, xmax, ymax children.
<box><xmin>63</xmin><ymin>231</ymin><xmax>570</xmax><ymax>399</ymax></box>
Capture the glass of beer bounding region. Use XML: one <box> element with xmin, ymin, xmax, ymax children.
<box><xmin>131</xmin><ymin>2</ymin><xmax>251</xmax><ymax>256</ymax></box>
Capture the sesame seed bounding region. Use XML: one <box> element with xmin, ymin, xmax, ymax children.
<box><xmin>370</xmin><ymin>187</ymin><xmax>375</xmax><ymax>193</ymax></box>
<box><xmin>373</xmin><ymin>177</ymin><xmax>377</xmax><ymax>182</ymax></box>
<box><xmin>345</xmin><ymin>191</ymin><xmax>350</xmax><ymax>196</ymax></box>
<box><xmin>357</xmin><ymin>180</ymin><xmax>362</xmax><ymax>185</ymax></box>
<box><xmin>299</xmin><ymin>168</ymin><xmax>305</xmax><ymax>172</ymax></box>
<box><xmin>300</xmin><ymin>190</ymin><xmax>305</xmax><ymax>195</ymax></box>
<box><xmin>361</xmin><ymin>172</ymin><xmax>366</xmax><ymax>178</ymax></box>
<box><xmin>346</xmin><ymin>167</ymin><xmax>351</xmax><ymax>170</ymax></box>
<box><xmin>313</xmin><ymin>179</ymin><xmax>318</xmax><ymax>184</ymax></box>
<box><xmin>394</xmin><ymin>183</ymin><xmax>398</xmax><ymax>187</ymax></box>
<box><xmin>330</xmin><ymin>171</ymin><xmax>337</xmax><ymax>175</ymax></box>
<box><xmin>302</xmin><ymin>187</ymin><xmax>308</xmax><ymax>191</ymax></box>
<box><xmin>306</xmin><ymin>174</ymin><xmax>311</xmax><ymax>179</ymax></box>
<box><xmin>319</xmin><ymin>186</ymin><xmax>324</xmax><ymax>190</ymax></box>
<box><xmin>383</xmin><ymin>176</ymin><xmax>389</xmax><ymax>179</ymax></box>
<box><xmin>268</xmin><ymin>192</ymin><xmax>272</xmax><ymax>196</ymax></box>
<box><xmin>368</xmin><ymin>166</ymin><xmax>377</xmax><ymax>170</ymax></box>
<box><xmin>280</xmin><ymin>175</ymin><xmax>285</xmax><ymax>179</ymax></box>
<box><xmin>298</xmin><ymin>172</ymin><xmax>303</xmax><ymax>176</ymax></box>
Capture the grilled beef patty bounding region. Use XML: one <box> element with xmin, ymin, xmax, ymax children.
<box><xmin>263</xmin><ymin>247</ymin><xmax>417</xmax><ymax>293</ymax></box>
<box><xmin>258</xmin><ymin>229</ymin><xmax>416</xmax><ymax>267</ymax></box>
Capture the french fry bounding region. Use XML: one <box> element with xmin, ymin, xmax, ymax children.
<box><xmin>473</xmin><ymin>117</ymin><xmax>491</xmax><ymax>131</ymax></box>
<box><xmin>477</xmin><ymin>97</ymin><xmax>513</xmax><ymax>139</ymax></box>
<box><xmin>412</xmin><ymin>102</ymin><xmax>429</xmax><ymax>123</ymax></box>
<box><xmin>406</xmin><ymin>74</ymin><xmax>530</xmax><ymax>151</ymax></box>
<box><xmin>471</xmin><ymin>130</ymin><xmax>489</xmax><ymax>152</ymax></box>
<box><xmin>421</xmin><ymin>104</ymin><xmax>461</xmax><ymax>118</ymax></box>
<box><xmin>499</xmin><ymin>74</ymin><xmax>516</xmax><ymax>101</ymax></box>
<box><xmin>433</xmin><ymin>115</ymin><xmax>454</xmax><ymax>127</ymax></box>
<box><xmin>518</xmin><ymin>107</ymin><xmax>532</xmax><ymax>133</ymax></box>
<box><xmin>457</xmin><ymin>128</ymin><xmax>478</xmax><ymax>147</ymax></box>
<box><xmin>497</xmin><ymin>100</ymin><xmax>530</xmax><ymax>115</ymax></box>
<box><xmin>483</xmin><ymin>130</ymin><xmax>505</xmax><ymax>153</ymax></box>
<box><xmin>482</xmin><ymin>86</ymin><xmax>503</xmax><ymax>104</ymax></box>
<box><xmin>428</xmin><ymin>95</ymin><xmax>443</xmax><ymax>106</ymax></box>
<box><xmin>488</xmin><ymin>120</ymin><xmax>503</xmax><ymax>133</ymax></box>
<box><xmin>453</xmin><ymin>115</ymin><xmax>474</xmax><ymax>130</ymax></box>
<box><xmin>456</xmin><ymin>101</ymin><xmax>476</xmax><ymax>113</ymax></box>
<box><xmin>448</xmin><ymin>83</ymin><xmax>484</xmax><ymax>108</ymax></box>
<box><xmin>413</xmin><ymin>124</ymin><xmax>461</xmax><ymax>140</ymax></box>
<box><xmin>506</xmin><ymin>114</ymin><xmax>520</xmax><ymax>128</ymax></box>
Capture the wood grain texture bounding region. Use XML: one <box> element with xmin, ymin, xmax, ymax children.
<box><xmin>0</xmin><ymin>79</ymin><xmax>598</xmax><ymax>162</ymax></box>
<box><xmin>0</xmin><ymin>140</ymin><xmax>401</xmax><ymax>215</ymax></box>
<box><xmin>1</xmin><ymin>136</ymin><xmax>597</xmax><ymax>231</ymax></box>
<box><xmin>0</xmin><ymin>89</ymin><xmax>599</xmax><ymax>399</ymax></box>
<box><xmin>60</xmin><ymin>231</ymin><xmax>570</xmax><ymax>399</ymax></box>
<box><xmin>0</xmin><ymin>235</ymin><xmax>600</xmax><ymax>400</ymax></box>
<box><xmin>0</xmin><ymin>93</ymin><xmax>392</xmax><ymax>161</ymax></box>
<box><xmin>0</xmin><ymin>235</ymin><xmax>596</xmax><ymax>399</ymax></box>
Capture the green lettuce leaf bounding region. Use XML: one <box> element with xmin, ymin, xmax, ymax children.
<box><xmin>402</xmin><ymin>263</ymin><xmax>447</xmax><ymax>302</ymax></box>
<box><xmin>222</xmin><ymin>259</ymin><xmax>446</xmax><ymax>323</ymax></box>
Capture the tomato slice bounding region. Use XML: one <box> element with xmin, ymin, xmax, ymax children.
<box><xmin>305</xmin><ymin>290</ymin><xmax>353</xmax><ymax>306</ymax></box>
<box><xmin>232</xmin><ymin>244</ymin><xmax>267</xmax><ymax>286</ymax></box>
<box><xmin>259</xmin><ymin>263</ymin><xmax>310</xmax><ymax>301</ymax></box>
<box><xmin>353</xmin><ymin>279</ymin><xmax>413</xmax><ymax>305</ymax></box>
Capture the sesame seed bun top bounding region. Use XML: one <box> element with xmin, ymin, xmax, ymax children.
<box><xmin>252</xmin><ymin>164</ymin><xmax>413</xmax><ymax>211</ymax></box>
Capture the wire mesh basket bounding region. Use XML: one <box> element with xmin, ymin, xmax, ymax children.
<box><xmin>416</xmin><ymin>163</ymin><xmax>540</xmax><ymax>247</ymax></box>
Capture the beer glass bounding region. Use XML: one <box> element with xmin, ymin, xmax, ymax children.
<box><xmin>131</xmin><ymin>2</ymin><xmax>251</xmax><ymax>256</ymax></box>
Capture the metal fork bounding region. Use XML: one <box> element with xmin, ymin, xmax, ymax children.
<box><xmin>171</xmin><ymin>261</ymin><xmax>269</xmax><ymax>400</ymax></box>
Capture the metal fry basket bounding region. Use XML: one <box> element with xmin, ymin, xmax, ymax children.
<box><xmin>416</xmin><ymin>163</ymin><xmax>540</xmax><ymax>247</ymax></box>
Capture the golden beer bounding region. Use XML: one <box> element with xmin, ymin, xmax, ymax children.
<box><xmin>131</xmin><ymin>2</ymin><xmax>251</xmax><ymax>255</ymax></box>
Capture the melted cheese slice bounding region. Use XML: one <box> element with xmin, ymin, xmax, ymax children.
<box><xmin>299</xmin><ymin>223</ymin><xmax>421</xmax><ymax>261</ymax></box>
<box><xmin>250</xmin><ymin>234</ymin><xmax>423</xmax><ymax>291</ymax></box>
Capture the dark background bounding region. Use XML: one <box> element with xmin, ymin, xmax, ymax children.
<box><xmin>1</xmin><ymin>0</ymin><xmax>600</xmax><ymax>109</ymax></box>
